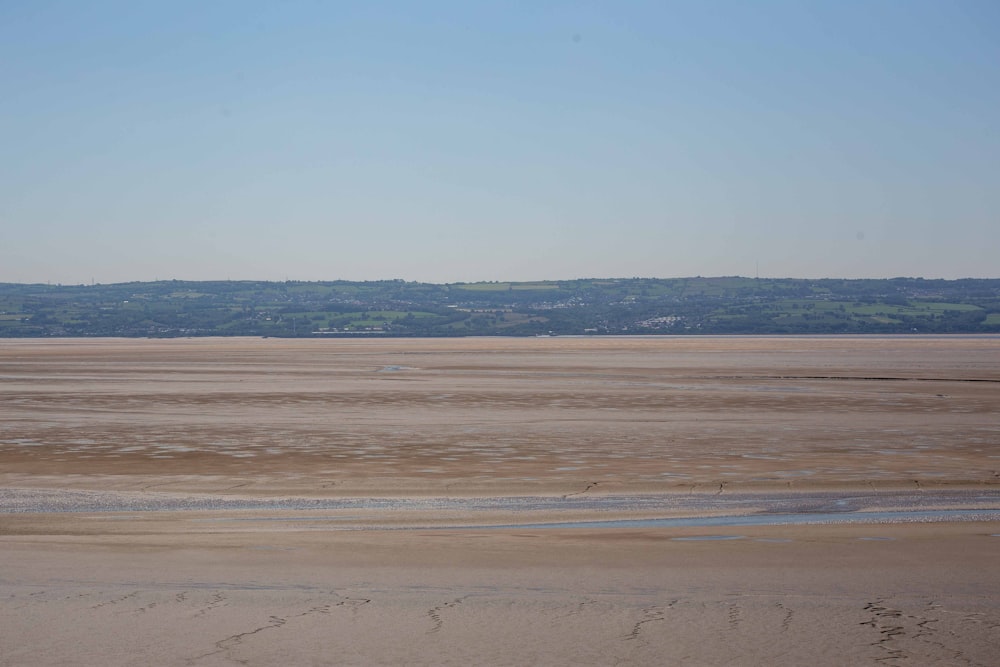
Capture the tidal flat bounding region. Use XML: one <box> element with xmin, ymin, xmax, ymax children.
<box><xmin>2</xmin><ymin>336</ymin><xmax>999</xmax><ymax>665</ymax></box>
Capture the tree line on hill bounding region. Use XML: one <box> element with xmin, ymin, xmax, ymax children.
<box><xmin>1</xmin><ymin>277</ymin><xmax>998</xmax><ymax>337</ymax></box>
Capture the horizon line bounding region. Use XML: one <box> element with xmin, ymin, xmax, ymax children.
<box><xmin>3</xmin><ymin>275</ymin><xmax>1000</xmax><ymax>288</ymax></box>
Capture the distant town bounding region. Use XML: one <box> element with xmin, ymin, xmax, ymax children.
<box><xmin>1</xmin><ymin>277</ymin><xmax>999</xmax><ymax>337</ymax></box>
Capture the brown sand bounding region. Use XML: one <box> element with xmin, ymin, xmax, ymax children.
<box><xmin>2</xmin><ymin>336</ymin><xmax>999</xmax><ymax>665</ymax></box>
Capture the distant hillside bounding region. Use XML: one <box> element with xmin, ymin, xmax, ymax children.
<box><xmin>2</xmin><ymin>277</ymin><xmax>999</xmax><ymax>337</ymax></box>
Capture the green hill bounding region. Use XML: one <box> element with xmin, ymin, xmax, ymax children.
<box><xmin>1</xmin><ymin>277</ymin><xmax>998</xmax><ymax>337</ymax></box>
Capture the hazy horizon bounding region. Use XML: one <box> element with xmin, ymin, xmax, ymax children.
<box><xmin>3</xmin><ymin>1</ymin><xmax>998</xmax><ymax>285</ymax></box>
<box><xmin>6</xmin><ymin>273</ymin><xmax>1000</xmax><ymax>289</ymax></box>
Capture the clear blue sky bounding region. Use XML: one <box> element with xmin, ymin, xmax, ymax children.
<box><xmin>2</xmin><ymin>0</ymin><xmax>998</xmax><ymax>284</ymax></box>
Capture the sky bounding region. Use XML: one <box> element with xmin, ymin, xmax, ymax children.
<box><xmin>2</xmin><ymin>0</ymin><xmax>998</xmax><ymax>284</ymax></box>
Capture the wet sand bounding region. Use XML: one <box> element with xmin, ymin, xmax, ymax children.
<box><xmin>2</xmin><ymin>336</ymin><xmax>999</xmax><ymax>664</ymax></box>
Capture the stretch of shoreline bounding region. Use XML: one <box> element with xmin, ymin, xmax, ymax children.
<box><xmin>3</xmin><ymin>337</ymin><xmax>998</xmax><ymax>665</ymax></box>
<box><xmin>4</xmin><ymin>486</ymin><xmax>999</xmax><ymax>528</ymax></box>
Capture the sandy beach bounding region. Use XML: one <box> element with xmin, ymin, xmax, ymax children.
<box><xmin>2</xmin><ymin>336</ymin><xmax>999</xmax><ymax>665</ymax></box>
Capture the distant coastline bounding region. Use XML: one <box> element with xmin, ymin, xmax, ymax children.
<box><xmin>2</xmin><ymin>276</ymin><xmax>999</xmax><ymax>338</ymax></box>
